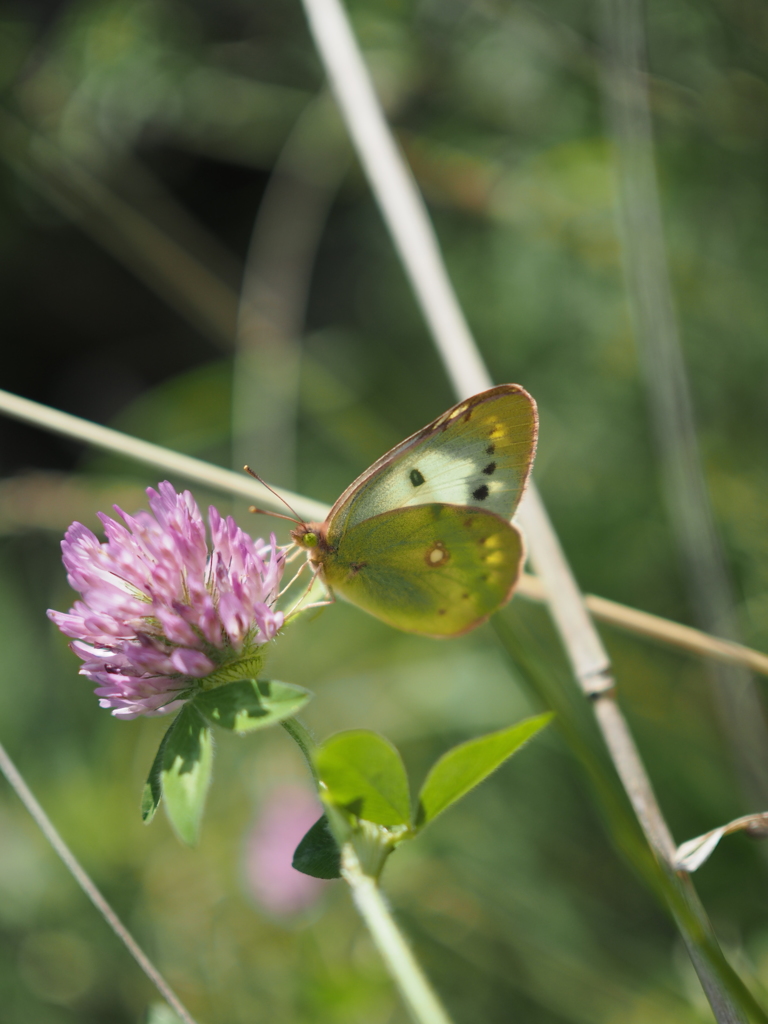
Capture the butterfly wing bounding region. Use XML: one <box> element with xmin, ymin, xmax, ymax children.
<box><xmin>321</xmin><ymin>503</ymin><xmax>524</xmax><ymax>637</ymax></box>
<box><xmin>325</xmin><ymin>385</ymin><xmax>537</xmax><ymax>545</ymax></box>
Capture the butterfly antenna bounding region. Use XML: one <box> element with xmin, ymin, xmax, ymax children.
<box><xmin>248</xmin><ymin>507</ymin><xmax>304</xmax><ymax>524</ymax></box>
<box><xmin>243</xmin><ymin>466</ymin><xmax>304</xmax><ymax>524</ymax></box>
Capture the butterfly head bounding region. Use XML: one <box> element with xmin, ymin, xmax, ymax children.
<box><xmin>290</xmin><ymin>522</ymin><xmax>326</xmax><ymax>556</ymax></box>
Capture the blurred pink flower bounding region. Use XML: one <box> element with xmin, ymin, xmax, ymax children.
<box><xmin>48</xmin><ymin>482</ymin><xmax>285</xmax><ymax>719</ymax></box>
<box><xmin>244</xmin><ymin>785</ymin><xmax>327</xmax><ymax>917</ymax></box>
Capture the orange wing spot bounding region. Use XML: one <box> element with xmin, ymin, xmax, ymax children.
<box><xmin>425</xmin><ymin>542</ymin><xmax>450</xmax><ymax>567</ymax></box>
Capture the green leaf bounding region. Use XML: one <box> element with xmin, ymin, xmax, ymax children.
<box><xmin>160</xmin><ymin>704</ymin><xmax>213</xmax><ymax>845</ymax></box>
<box><xmin>292</xmin><ymin>814</ymin><xmax>341</xmax><ymax>879</ymax></box>
<box><xmin>141</xmin><ymin>718</ymin><xmax>174</xmax><ymax>824</ymax></box>
<box><xmin>194</xmin><ymin>678</ymin><xmax>311</xmax><ymax>733</ymax></box>
<box><xmin>415</xmin><ymin>712</ymin><xmax>553</xmax><ymax>828</ymax></box>
<box><xmin>314</xmin><ymin>730</ymin><xmax>411</xmax><ymax>827</ymax></box>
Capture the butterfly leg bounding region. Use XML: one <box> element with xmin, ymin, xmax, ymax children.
<box><xmin>279</xmin><ymin>557</ymin><xmax>310</xmax><ymax>598</ymax></box>
<box><xmin>297</xmin><ymin>588</ymin><xmax>335</xmax><ymax>612</ymax></box>
<box><xmin>282</xmin><ymin>544</ymin><xmax>305</xmax><ymax>566</ymax></box>
<box><xmin>284</xmin><ymin>563</ymin><xmax>334</xmax><ymax>621</ymax></box>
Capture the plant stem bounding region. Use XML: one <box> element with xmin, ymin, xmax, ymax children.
<box><xmin>0</xmin><ymin>741</ymin><xmax>200</xmax><ymax>1024</ymax></box>
<box><xmin>281</xmin><ymin>716</ymin><xmax>319</xmax><ymax>783</ymax></box>
<box><xmin>297</xmin><ymin>0</ymin><xmax>760</xmax><ymax>1019</ymax></box>
<box><xmin>341</xmin><ymin>845</ymin><xmax>455</xmax><ymax>1024</ymax></box>
<box><xmin>281</xmin><ymin>720</ymin><xmax>454</xmax><ymax>1024</ymax></box>
<box><xmin>1</xmin><ymin>390</ymin><xmax>763</xmax><ymax>682</ymax></box>
<box><xmin>0</xmin><ymin>386</ymin><xmax>327</xmax><ymax>523</ymax></box>
<box><xmin>517</xmin><ymin>573</ymin><xmax>768</xmax><ymax>677</ymax></box>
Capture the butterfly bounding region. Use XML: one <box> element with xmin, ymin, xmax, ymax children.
<box><xmin>284</xmin><ymin>384</ymin><xmax>538</xmax><ymax>638</ymax></box>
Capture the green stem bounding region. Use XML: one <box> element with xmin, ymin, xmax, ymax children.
<box><xmin>281</xmin><ymin>716</ymin><xmax>318</xmax><ymax>784</ymax></box>
<box><xmin>281</xmin><ymin>721</ymin><xmax>453</xmax><ymax>1024</ymax></box>
<box><xmin>341</xmin><ymin>845</ymin><xmax>455</xmax><ymax>1024</ymax></box>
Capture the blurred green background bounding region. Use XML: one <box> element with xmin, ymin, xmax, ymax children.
<box><xmin>2</xmin><ymin>0</ymin><xmax>768</xmax><ymax>1021</ymax></box>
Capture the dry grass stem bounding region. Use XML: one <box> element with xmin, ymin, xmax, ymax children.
<box><xmin>299</xmin><ymin>0</ymin><xmax>755</xmax><ymax>1018</ymax></box>
<box><xmin>0</xmin><ymin>388</ymin><xmax>328</xmax><ymax>524</ymax></box>
<box><xmin>0</xmin><ymin>742</ymin><xmax>200</xmax><ymax>1024</ymax></box>
<box><xmin>516</xmin><ymin>574</ymin><xmax>768</xmax><ymax>678</ymax></box>
<box><xmin>2</xmin><ymin>462</ymin><xmax>765</xmax><ymax>682</ymax></box>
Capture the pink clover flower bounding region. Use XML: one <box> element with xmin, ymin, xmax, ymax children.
<box><xmin>48</xmin><ymin>482</ymin><xmax>285</xmax><ymax>719</ymax></box>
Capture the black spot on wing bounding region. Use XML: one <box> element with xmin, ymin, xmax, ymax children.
<box><xmin>486</xmin><ymin>444</ymin><xmax>495</xmax><ymax>455</ymax></box>
<box><xmin>473</xmin><ymin>484</ymin><xmax>489</xmax><ymax>501</ymax></box>
<box><xmin>409</xmin><ymin>469</ymin><xmax>425</xmax><ymax>487</ymax></box>
<box><xmin>482</xmin><ymin>462</ymin><xmax>497</xmax><ymax>476</ymax></box>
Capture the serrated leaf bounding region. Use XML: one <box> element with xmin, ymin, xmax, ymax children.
<box><xmin>161</xmin><ymin>704</ymin><xmax>213</xmax><ymax>846</ymax></box>
<box><xmin>416</xmin><ymin>712</ymin><xmax>553</xmax><ymax>828</ymax></box>
<box><xmin>292</xmin><ymin>814</ymin><xmax>341</xmax><ymax>879</ymax></box>
<box><xmin>194</xmin><ymin>678</ymin><xmax>311</xmax><ymax>733</ymax></box>
<box><xmin>141</xmin><ymin>718</ymin><xmax>175</xmax><ymax>823</ymax></box>
<box><xmin>314</xmin><ymin>730</ymin><xmax>411</xmax><ymax>827</ymax></box>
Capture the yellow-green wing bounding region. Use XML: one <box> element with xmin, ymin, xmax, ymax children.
<box><xmin>326</xmin><ymin>385</ymin><xmax>537</xmax><ymax>545</ymax></box>
<box><xmin>321</xmin><ymin>503</ymin><xmax>523</xmax><ymax>637</ymax></box>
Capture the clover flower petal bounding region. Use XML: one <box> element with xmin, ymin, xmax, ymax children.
<box><xmin>48</xmin><ymin>483</ymin><xmax>286</xmax><ymax>718</ymax></box>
